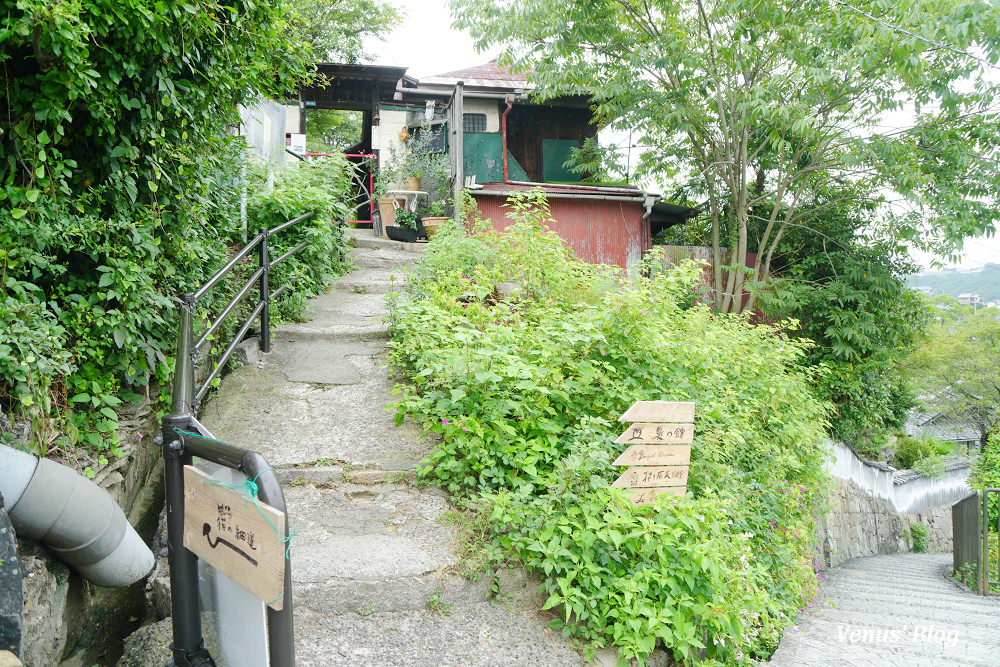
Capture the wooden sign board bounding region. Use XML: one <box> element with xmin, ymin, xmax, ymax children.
<box><xmin>612</xmin><ymin>444</ymin><xmax>691</xmax><ymax>467</ymax></box>
<box><xmin>626</xmin><ymin>487</ymin><xmax>685</xmax><ymax>507</ymax></box>
<box><xmin>183</xmin><ymin>465</ymin><xmax>286</xmax><ymax>610</ymax></box>
<box><xmin>615</xmin><ymin>423</ymin><xmax>693</xmax><ymax>445</ymax></box>
<box><xmin>618</xmin><ymin>401</ymin><xmax>695</xmax><ymax>423</ymax></box>
<box><xmin>612</xmin><ymin>465</ymin><xmax>689</xmax><ymax>489</ymax></box>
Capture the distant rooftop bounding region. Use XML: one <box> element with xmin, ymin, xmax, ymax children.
<box><xmin>420</xmin><ymin>59</ymin><xmax>533</xmax><ymax>90</ymax></box>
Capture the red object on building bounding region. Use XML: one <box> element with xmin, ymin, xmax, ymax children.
<box><xmin>471</xmin><ymin>182</ymin><xmax>656</xmax><ymax>273</ymax></box>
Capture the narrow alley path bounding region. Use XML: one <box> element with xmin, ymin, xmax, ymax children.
<box><xmin>766</xmin><ymin>553</ymin><xmax>1000</xmax><ymax>666</ymax></box>
<box><xmin>201</xmin><ymin>229</ymin><xmax>583</xmax><ymax>666</ymax></box>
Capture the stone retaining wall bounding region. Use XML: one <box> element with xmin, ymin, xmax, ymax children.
<box><xmin>11</xmin><ymin>397</ymin><xmax>164</xmax><ymax>667</ymax></box>
<box><xmin>817</xmin><ymin>476</ymin><xmax>954</xmax><ymax>569</ymax></box>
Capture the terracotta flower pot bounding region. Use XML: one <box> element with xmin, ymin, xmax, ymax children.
<box><xmin>405</xmin><ymin>176</ymin><xmax>421</xmax><ymax>191</ymax></box>
<box><xmin>420</xmin><ymin>216</ymin><xmax>450</xmax><ymax>240</ymax></box>
<box><xmin>377</xmin><ymin>197</ymin><xmax>397</xmax><ymax>226</ymax></box>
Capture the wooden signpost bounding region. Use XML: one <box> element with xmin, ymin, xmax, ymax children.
<box><xmin>182</xmin><ymin>465</ymin><xmax>287</xmax><ymax>610</ymax></box>
<box><xmin>613</xmin><ymin>401</ymin><xmax>695</xmax><ymax>507</ymax></box>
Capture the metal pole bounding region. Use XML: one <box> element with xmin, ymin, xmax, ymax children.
<box><xmin>982</xmin><ymin>491</ymin><xmax>990</xmax><ymax>595</ymax></box>
<box><xmin>161</xmin><ymin>296</ymin><xmax>213</xmax><ymax>666</ymax></box>
<box><xmin>453</xmin><ymin>81</ymin><xmax>464</xmax><ymax>224</ymax></box>
<box><xmin>258</xmin><ymin>228</ymin><xmax>270</xmax><ymax>353</ymax></box>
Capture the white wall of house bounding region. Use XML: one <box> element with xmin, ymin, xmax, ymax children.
<box><xmin>462</xmin><ymin>98</ymin><xmax>501</xmax><ymax>133</ymax></box>
<box><xmin>284</xmin><ymin>104</ymin><xmax>300</xmax><ymax>137</ymax></box>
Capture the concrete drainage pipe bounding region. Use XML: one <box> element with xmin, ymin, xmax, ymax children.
<box><xmin>0</xmin><ymin>444</ymin><xmax>154</xmax><ymax>588</ymax></box>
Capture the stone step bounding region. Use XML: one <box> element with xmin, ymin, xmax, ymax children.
<box><xmin>292</xmin><ymin>603</ymin><xmax>584</xmax><ymax>667</ymax></box>
<box><xmin>276</xmin><ymin>466</ymin><xmax>419</xmax><ymax>488</ymax></box>
<box><xmin>346</xmin><ymin>229</ymin><xmax>428</xmax><ymax>254</ymax></box>
<box><xmin>334</xmin><ymin>268</ymin><xmax>411</xmax><ymax>295</ymax></box>
<box><xmin>287</xmin><ymin>482</ymin><xmax>492</xmax><ymax>616</ymax></box>
<box><xmin>777</xmin><ymin>616</ymin><xmax>995</xmax><ymax>665</ymax></box>
<box><xmin>350</xmin><ymin>246</ymin><xmax>424</xmax><ymax>270</ymax></box>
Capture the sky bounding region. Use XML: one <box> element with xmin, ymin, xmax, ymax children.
<box><xmin>372</xmin><ymin>0</ymin><xmax>494</xmax><ymax>79</ymax></box>
<box><xmin>369</xmin><ymin>0</ymin><xmax>1000</xmax><ymax>272</ymax></box>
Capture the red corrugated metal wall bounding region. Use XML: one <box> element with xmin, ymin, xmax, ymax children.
<box><xmin>473</xmin><ymin>195</ymin><xmax>650</xmax><ymax>272</ymax></box>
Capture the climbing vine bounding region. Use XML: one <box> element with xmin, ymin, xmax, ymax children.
<box><xmin>0</xmin><ymin>2</ymin><xmax>348</xmax><ymax>460</ymax></box>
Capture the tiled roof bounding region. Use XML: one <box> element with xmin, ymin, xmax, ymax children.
<box><xmin>421</xmin><ymin>60</ymin><xmax>533</xmax><ymax>89</ymax></box>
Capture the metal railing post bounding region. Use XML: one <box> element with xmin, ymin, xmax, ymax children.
<box><xmin>258</xmin><ymin>227</ymin><xmax>270</xmax><ymax>353</ymax></box>
<box><xmin>160</xmin><ymin>295</ymin><xmax>214</xmax><ymax>666</ymax></box>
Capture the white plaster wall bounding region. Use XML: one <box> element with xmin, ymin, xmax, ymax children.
<box><xmin>284</xmin><ymin>104</ymin><xmax>300</xmax><ymax>136</ymax></box>
<box><xmin>373</xmin><ymin>107</ymin><xmax>409</xmax><ymax>155</ymax></box>
<box><xmin>462</xmin><ymin>98</ymin><xmax>501</xmax><ymax>133</ymax></box>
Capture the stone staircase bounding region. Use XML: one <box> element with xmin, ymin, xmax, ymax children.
<box><xmin>194</xmin><ymin>230</ymin><xmax>584</xmax><ymax>666</ymax></box>
<box><xmin>767</xmin><ymin>554</ymin><xmax>1000</xmax><ymax>666</ymax></box>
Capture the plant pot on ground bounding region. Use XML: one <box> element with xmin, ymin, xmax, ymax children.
<box><xmin>386</xmin><ymin>209</ymin><xmax>422</xmax><ymax>242</ymax></box>
<box><xmin>420</xmin><ymin>216</ymin><xmax>450</xmax><ymax>239</ymax></box>
<box><xmin>385</xmin><ymin>225</ymin><xmax>421</xmax><ymax>242</ymax></box>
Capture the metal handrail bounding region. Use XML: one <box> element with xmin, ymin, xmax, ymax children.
<box><xmin>158</xmin><ymin>210</ymin><xmax>317</xmax><ymax>666</ymax></box>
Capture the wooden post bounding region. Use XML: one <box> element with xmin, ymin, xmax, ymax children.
<box><xmin>452</xmin><ymin>81</ymin><xmax>464</xmax><ymax>224</ymax></box>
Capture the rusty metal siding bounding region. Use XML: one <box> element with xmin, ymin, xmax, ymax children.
<box><xmin>473</xmin><ymin>195</ymin><xmax>649</xmax><ymax>273</ymax></box>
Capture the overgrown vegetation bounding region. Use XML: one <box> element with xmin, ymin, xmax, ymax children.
<box><xmin>905</xmin><ymin>522</ymin><xmax>930</xmax><ymax>553</ymax></box>
<box><xmin>388</xmin><ymin>193</ymin><xmax>831</xmax><ymax>665</ymax></box>
<box><xmin>892</xmin><ymin>435</ymin><xmax>951</xmax><ymax>474</ymax></box>
<box><xmin>1</xmin><ymin>3</ymin><xmax>351</xmax><ymax>463</ymax></box>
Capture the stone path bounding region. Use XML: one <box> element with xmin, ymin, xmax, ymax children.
<box><xmin>200</xmin><ymin>230</ymin><xmax>584</xmax><ymax>666</ymax></box>
<box><xmin>766</xmin><ymin>554</ymin><xmax>1000</xmax><ymax>666</ymax></box>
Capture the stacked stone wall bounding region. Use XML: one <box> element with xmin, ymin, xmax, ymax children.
<box><xmin>817</xmin><ymin>477</ymin><xmax>953</xmax><ymax>569</ymax></box>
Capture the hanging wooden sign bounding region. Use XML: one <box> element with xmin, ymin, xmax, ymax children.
<box><xmin>618</xmin><ymin>401</ymin><xmax>695</xmax><ymax>424</ymax></box>
<box><xmin>614</xmin><ymin>422</ymin><xmax>694</xmax><ymax>445</ymax></box>
<box><xmin>182</xmin><ymin>465</ymin><xmax>287</xmax><ymax>610</ymax></box>
<box><xmin>612</xmin><ymin>465</ymin><xmax>689</xmax><ymax>489</ymax></box>
<box><xmin>613</xmin><ymin>401</ymin><xmax>695</xmax><ymax>506</ymax></box>
<box><xmin>612</xmin><ymin>444</ymin><xmax>691</xmax><ymax>467</ymax></box>
<box><xmin>625</xmin><ymin>487</ymin><xmax>685</xmax><ymax>507</ymax></box>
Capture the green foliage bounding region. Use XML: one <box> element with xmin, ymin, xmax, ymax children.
<box><xmin>305</xmin><ymin>110</ymin><xmax>364</xmax><ymax>154</ymax></box>
<box><xmin>0</xmin><ymin>3</ymin><xmax>350</xmax><ymax>458</ymax></box>
<box><xmin>394</xmin><ymin>210</ymin><xmax>419</xmax><ymax>230</ymax></box>
<box><xmin>905</xmin><ymin>522</ymin><xmax>930</xmax><ymax>553</ymax></box>
<box><xmin>758</xmin><ymin>207</ymin><xmax>927</xmax><ymax>449</ymax></box>
<box><xmin>291</xmin><ymin>0</ymin><xmax>403</xmax><ymax>62</ymax></box>
<box><xmin>388</xmin><ymin>192</ymin><xmax>831</xmax><ymax>664</ymax></box>
<box><xmin>452</xmin><ymin>0</ymin><xmax>1000</xmax><ymax>311</ymax></box>
<box><xmin>906</xmin><ymin>308</ymin><xmax>1000</xmax><ymax>448</ymax></box>
<box><xmin>893</xmin><ymin>435</ymin><xmax>950</xmax><ymax>471</ymax></box>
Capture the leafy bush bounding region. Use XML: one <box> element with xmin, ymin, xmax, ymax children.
<box><xmin>388</xmin><ymin>192</ymin><xmax>831</xmax><ymax>665</ymax></box>
<box><xmin>0</xmin><ymin>3</ymin><xmax>355</xmax><ymax>460</ymax></box>
<box><xmin>905</xmin><ymin>522</ymin><xmax>930</xmax><ymax>553</ymax></box>
<box><xmin>892</xmin><ymin>435</ymin><xmax>951</xmax><ymax>471</ymax></box>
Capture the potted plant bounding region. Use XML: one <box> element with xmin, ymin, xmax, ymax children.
<box><xmin>417</xmin><ymin>199</ymin><xmax>451</xmax><ymax>240</ymax></box>
<box><xmin>385</xmin><ymin>208</ymin><xmax>421</xmax><ymax>243</ymax></box>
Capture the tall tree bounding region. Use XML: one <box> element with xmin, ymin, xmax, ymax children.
<box><xmin>451</xmin><ymin>0</ymin><xmax>1000</xmax><ymax>313</ymax></box>
<box><xmin>292</xmin><ymin>0</ymin><xmax>403</xmax><ymax>62</ymax></box>
<box><xmin>907</xmin><ymin>309</ymin><xmax>1000</xmax><ymax>449</ymax></box>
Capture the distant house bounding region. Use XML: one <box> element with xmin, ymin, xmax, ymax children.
<box><xmin>286</xmin><ymin>60</ymin><xmax>698</xmax><ymax>274</ymax></box>
<box><xmin>913</xmin><ymin>286</ymin><xmax>933</xmax><ymax>296</ymax></box>
<box><xmin>904</xmin><ymin>409</ymin><xmax>981</xmax><ymax>458</ymax></box>
<box><xmin>957</xmin><ymin>293</ymin><xmax>983</xmax><ymax>306</ymax></box>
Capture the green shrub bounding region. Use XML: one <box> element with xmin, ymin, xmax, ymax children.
<box><xmin>906</xmin><ymin>522</ymin><xmax>930</xmax><ymax>553</ymax></box>
<box><xmin>892</xmin><ymin>435</ymin><xmax>951</xmax><ymax>471</ymax></box>
<box><xmin>0</xmin><ymin>1</ymin><xmax>325</xmax><ymax>459</ymax></box>
<box><xmin>388</xmin><ymin>192</ymin><xmax>830</xmax><ymax>665</ymax></box>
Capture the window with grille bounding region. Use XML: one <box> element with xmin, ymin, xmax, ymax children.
<box><xmin>463</xmin><ymin>113</ymin><xmax>487</xmax><ymax>133</ymax></box>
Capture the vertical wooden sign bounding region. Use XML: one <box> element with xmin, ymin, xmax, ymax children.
<box><xmin>183</xmin><ymin>465</ymin><xmax>287</xmax><ymax>610</ymax></box>
<box><xmin>613</xmin><ymin>401</ymin><xmax>695</xmax><ymax>507</ymax></box>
